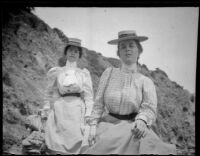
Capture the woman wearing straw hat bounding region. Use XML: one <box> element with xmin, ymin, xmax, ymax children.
<box><xmin>84</xmin><ymin>30</ymin><xmax>176</xmax><ymax>155</ymax></box>
<box><xmin>41</xmin><ymin>38</ymin><xmax>94</xmax><ymax>154</ymax></box>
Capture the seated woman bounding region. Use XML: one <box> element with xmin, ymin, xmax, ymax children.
<box><xmin>41</xmin><ymin>38</ymin><xmax>94</xmax><ymax>154</ymax></box>
<box><xmin>84</xmin><ymin>30</ymin><xmax>176</xmax><ymax>155</ymax></box>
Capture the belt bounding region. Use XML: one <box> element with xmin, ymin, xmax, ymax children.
<box><xmin>59</xmin><ymin>92</ymin><xmax>81</xmax><ymax>97</ymax></box>
<box><xmin>109</xmin><ymin>112</ymin><xmax>138</xmax><ymax>120</ymax></box>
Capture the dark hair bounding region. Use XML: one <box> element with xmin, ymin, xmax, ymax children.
<box><xmin>64</xmin><ymin>45</ymin><xmax>83</xmax><ymax>58</ymax></box>
<box><xmin>58</xmin><ymin>45</ymin><xmax>83</xmax><ymax>67</ymax></box>
<box><xmin>117</xmin><ymin>40</ymin><xmax>143</xmax><ymax>63</ymax></box>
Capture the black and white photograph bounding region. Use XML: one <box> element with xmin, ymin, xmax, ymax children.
<box><xmin>2</xmin><ymin>6</ymin><xmax>198</xmax><ymax>155</ymax></box>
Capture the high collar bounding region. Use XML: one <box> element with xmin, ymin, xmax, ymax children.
<box><xmin>121</xmin><ymin>61</ymin><xmax>137</xmax><ymax>73</ymax></box>
<box><xmin>65</xmin><ymin>60</ymin><xmax>77</xmax><ymax>69</ymax></box>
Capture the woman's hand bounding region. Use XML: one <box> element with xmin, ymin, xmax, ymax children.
<box><xmin>84</xmin><ymin>116</ymin><xmax>90</xmax><ymax>125</ymax></box>
<box><xmin>131</xmin><ymin>119</ymin><xmax>147</xmax><ymax>139</ymax></box>
<box><xmin>88</xmin><ymin>125</ymin><xmax>97</xmax><ymax>146</ymax></box>
<box><xmin>80</xmin><ymin>116</ymin><xmax>91</xmax><ymax>135</ymax></box>
<box><xmin>39</xmin><ymin>108</ymin><xmax>49</xmax><ymax>121</ymax></box>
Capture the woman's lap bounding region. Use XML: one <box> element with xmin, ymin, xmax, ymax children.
<box><xmin>45</xmin><ymin>97</ymin><xmax>85</xmax><ymax>154</ymax></box>
<box><xmin>84</xmin><ymin>120</ymin><xmax>176</xmax><ymax>155</ymax></box>
<box><xmin>85</xmin><ymin>121</ymin><xmax>140</xmax><ymax>154</ymax></box>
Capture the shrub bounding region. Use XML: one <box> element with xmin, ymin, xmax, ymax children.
<box><xmin>53</xmin><ymin>28</ymin><xmax>68</xmax><ymax>43</ymax></box>
<box><xmin>2</xmin><ymin>7</ymin><xmax>34</xmax><ymax>28</ymax></box>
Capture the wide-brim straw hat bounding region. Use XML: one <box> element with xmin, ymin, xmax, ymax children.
<box><xmin>108</xmin><ymin>30</ymin><xmax>148</xmax><ymax>45</ymax></box>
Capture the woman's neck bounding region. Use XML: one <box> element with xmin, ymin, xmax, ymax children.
<box><xmin>121</xmin><ymin>61</ymin><xmax>137</xmax><ymax>73</ymax></box>
<box><xmin>65</xmin><ymin>60</ymin><xmax>77</xmax><ymax>68</ymax></box>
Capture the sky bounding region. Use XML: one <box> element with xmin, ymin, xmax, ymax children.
<box><xmin>34</xmin><ymin>7</ymin><xmax>198</xmax><ymax>93</ymax></box>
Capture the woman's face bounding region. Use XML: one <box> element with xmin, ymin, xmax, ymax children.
<box><xmin>118</xmin><ymin>40</ymin><xmax>139</xmax><ymax>65</ymax></box>
<box><xmin>66</xmin><ymin>46</ymin><xmax>80</xmax><ymax>62</ymax></box>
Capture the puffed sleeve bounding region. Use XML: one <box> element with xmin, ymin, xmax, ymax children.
<box><xmin>82</xmin><ymin>68</ymin><xmax>94</xmax><ymax>117</ymax></box>
<box><xmin>135</xmin><ymin>77</ymin><xmax>157</xmax><ymax>127</ymax></box>
<box><xmin>43</xmin><ymin>67</ymin><xmax>59</xmax><ymax>111</ymax></box>
<box><xmin>88</xmin><ymin>67</ymin><xmax>113</xmax><ymax>126</ymax></box>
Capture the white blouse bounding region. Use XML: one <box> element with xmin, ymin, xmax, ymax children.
<box><xmin>89</xmin><ymin>64</ymin><xmax>157</xmax><ymax>127</ymax></box>
<box><xmin>43</xmin><ymin>61</ymin><xmax>94</xmax><ymax>117</ymax></box>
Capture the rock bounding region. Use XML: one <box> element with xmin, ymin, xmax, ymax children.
<box><xmin>25</xmin><ymin>114</ymin><xmax>44</xmax><ymax>132</ymax></box>
<box><xmin>22</xmin><ymin>139</ymin><xmax>32</xmax><ymax>146</ymax></box>
<box><xmin>5</xmin><ymin>145</ymin><xmax>22</xmax><ymax>155</ymax></box>
<box><xmin>22</xmin><ymin>130</ymin><xmax>45</xmax><ymax>154</ymax></box>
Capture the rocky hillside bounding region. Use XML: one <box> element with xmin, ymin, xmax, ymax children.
<box><xmin>2</xmin><ymin>8</ymin><xmax>195</xmax><ymax>155</ymax></box>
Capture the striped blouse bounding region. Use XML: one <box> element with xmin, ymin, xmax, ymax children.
<box><xmin>89</xmin><ymin>66</ymin><xmax>157</xmax><ymax>127</ymax></box>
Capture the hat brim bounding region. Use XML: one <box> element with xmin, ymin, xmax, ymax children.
<box><xmin>108</xmin><ymin>36</ymin><xmax>148</xmax><ymax>45</ymax></box>
<box><xmin>67</xmin><ymin>43</ymin><xmax>85</xmax><ymax>49</ymax></box>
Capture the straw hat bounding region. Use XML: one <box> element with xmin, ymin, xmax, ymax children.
<box><xmin>67</xmin><ymin>38</ymin><xmax>84</xmax><ymax>48</ymax></box>
<box><xmin>108</xmin><ymin>30</ymin><xmax>148</xmax><ymax>45</ymax></box>
<box><xmin>59</xmin><ymin>38</ymin><xmax>84</xmax><ymax>66</ymax></box>
<box><xmin>63</xmin><ymin>37</ymin><xmax>84</xmax><ymax>57</ymax></box>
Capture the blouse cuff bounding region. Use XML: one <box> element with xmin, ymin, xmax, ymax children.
<box><xmin>43</xmin><ymin>104</ymin><xmax>50</xmax><ymax>110</ymax></box>
<box><xmin>85</xmin><ymin>109</ymin><xmax>92</xmax><ymax>117</ymax></box>
<box><xmin>135</xmin><ymin>114</ymin><xmax>148</xmax><ymax>125</ymax></box>
<box><xmin>88</xmin><ymin>118</ymin><xmax>98</xmax><ymax>126</ymax></box>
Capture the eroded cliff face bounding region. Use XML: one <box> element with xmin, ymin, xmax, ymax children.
<box><xmin>2</xmin><ymin>9</ymin><xmax>195</xmax><ymax>155</ymax></box>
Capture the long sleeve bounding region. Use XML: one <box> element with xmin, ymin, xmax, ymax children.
<box><xmin>82</xmin><ymin>68</ymin><xmax>94</xmax><ymax>117</ymax></box>
<box><xmin>135</xmin><ymin>77</ymin><xmax>157</xmax><ymax>127</ymax></box>
<box><xmin>88</xmin><ymin>67</ymin><xmax>113</xmax><ymax>126</ymax></box>
<box><xmin>43</xmin><ymin>67</ymin><xmax>59</xmax><ymax>111</ymax></box>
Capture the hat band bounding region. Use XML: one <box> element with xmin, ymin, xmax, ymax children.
<box><xmin>68</xmin><ymin>41</ymin><xmax>81</xmax><ymax>46</ymax></box>
<box><xmin>119</xmin><ymin>34</ymin><xmax>137</xmax><ymax>38</ymax></box>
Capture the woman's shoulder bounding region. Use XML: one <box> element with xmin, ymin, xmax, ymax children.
<box><xmin>82</xmin><ymin>68</ymin><xmax>90</xmax><ymax>73</ymax></box>
<box><xmin>102</xmin><ymin>66</ymin><xmax>114</xmax><ymax>74</ymax></box>
<box><xmin>78</xmin><ymin>68</ymin><xmax>92</xmax><ymax>78</ymax></box>
<box><xmin>76</xmin><ymin>67</ymin><xmax>89</xmax><ymax>74</ymax></box>
<box><xmin>137</xmin><ymin>73</ymin><xmax>155</xmax><ymax>86</ymax></box>
<box><xmin>47</xmin><ymin>66</ymin><xmax>62</xmax><ymax>76</ymax></box>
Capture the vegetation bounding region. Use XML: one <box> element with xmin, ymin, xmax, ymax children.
<box><xmin>53</xmin><ymin>28</ymin><xmax>69</xmax><ymax>43</ymax></box>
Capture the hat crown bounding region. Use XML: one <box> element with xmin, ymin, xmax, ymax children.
<box><xmin>118</xmin><ymin>30</ymin><xmax>137</xmax><ymax>38</ymax></box>
<box><xmin>68</xmin><ymin>38</ymin><xmax>81</xmax><ymax>46</ymax></box>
